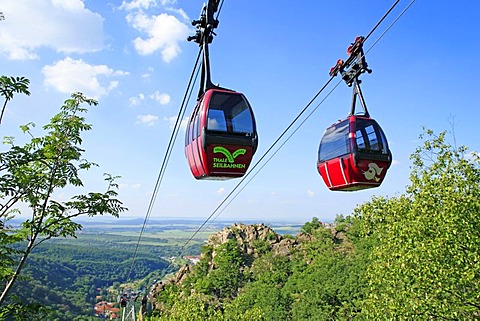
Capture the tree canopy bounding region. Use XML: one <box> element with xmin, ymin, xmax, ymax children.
<box><xmin>0</xmin><ymin>85</ymin><xmax>127</xmax><ymax>318</ymax></box>
<box><xmin>357</xmin><ymin>129</ymin><xmax>480</xmax><ymax>319</ymax></box>
<box><xmin>146</xmin><ymin>129</ymin><xmax>480</xmax><ymax>320</ymax></box>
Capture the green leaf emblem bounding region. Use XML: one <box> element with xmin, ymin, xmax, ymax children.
<box><xmin>213</xmin><ymin>147</ymin><xmax>247</xmax><ymax>163</ymax></box>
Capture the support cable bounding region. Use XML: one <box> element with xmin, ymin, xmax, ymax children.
<box><xmin>179</xmin><ymin>77</ymin><xmax>334</xmax><ymax>252</ymax></box>
<box><xmin>365</xmin><ymin>0</ymin><xmax>400</xmax><ymax>41</ymax></box>
<box><xmin>127</xmin><ymin>0</ymin><xmax>417</xmax><ymax>282</ymax></box>
<box><xmin>207</xmin><ymin>0</ymin><xmax>417</xmax><ymax>225</ymax></box>
<box><xmin>216</xmin><ymin>0</ymin><xmax>224</xmax><ymax>19</ymax></box>
<box><xmin>178</xmin><ymin>0</ymin><xmax>415</xmax><ymax>254</ymax></box>
<box><xmin>126</xmin><ymin>49</ymin><xmax>202</xmax><ymax>280</ymax></box>
<box><xmin>207</xmin><ymin>0</ymin><xmax>417</xmax><ymax>226</ymax></box>
<box><xmin>126</xmin><ymin>0</ymin><xmax>226</xmax><ymax>283</ymax></box>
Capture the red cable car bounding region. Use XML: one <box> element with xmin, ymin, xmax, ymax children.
<box><xmin>317</xmin><ymin>114</ymin><xmax>391</xmax><ymax>191</ymax></box>
<box><xmin>185</xmin><ymin>0</ymin><xmax>258</xmax><ymax>180</ymax></box>
<box><xmin>185</xmin><ymin>88</ymin><xmax>257</xmax><ymax>180</ymax></box>
<box><xmin>318</xmin><ymin>36</ymin><xmax>392</xmax><ymax>191</ymax></box>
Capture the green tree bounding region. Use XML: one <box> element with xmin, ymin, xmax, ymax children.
<box><xmin>0</xmin><ymin>92</ymin><xmax>127</xmax><ymax>307</ymax></box>
<box><xmin>209</xmin><ymin>239</ymin><xmax>245</xmax><ymax>299</ymax></box>
<box><xmin>231</xmin><ymin>253</ymin><xmax>291</xmax><ymax>320</ymax></box>
<box><xmin>0</xmin><ymin>76</ymin><xmax>30</xmax><ymax>125</ymax></box>
<box><xmin>358</xmin><ymin>129</ymin><xmax>480</xmax><ymax>319</ymax></box>
<box><xmin>284</xmin><ymin>222</ymin><xmax>368</xmax><ymax>320</ymax></box>
<box><xmin>0</xmin><ymin>295</ymin><xmax>50</xmax><ymax>321</ymax></box>
<box><xmin>300</xmin><ymin>216</ymin><xmax>322</xmax><ymax>234</ymax></box>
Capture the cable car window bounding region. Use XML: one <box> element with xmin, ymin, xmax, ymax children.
<box><xmin>207</xmin><ymin>109</ymin><xmax>227</xmax><ymax>131</ymax></box>
<box><xmin>379</xmin><ymin>128</ymin><xmax>388</xmax><ymax>153</ymax></box>
<box><xmin>206</xmin><ymin>92</ymin><xmax>229</xmax><ymax>132</ymax></box>
<box><xmin>186</xmin><ymin>108</ymin><xmax>195</xmax><ymax>145</ymax></box>
<box><xmin>186</xmin><ymin>121</ymin><xmax>191</xmax><ymax>146</ymax></box>
<box><xmin>365</xmin><ymin>125</ymin><xmax>379</xmax><ymax>150</ymax></box>
<box><xmin>319</xmin><ymin>120</ymin><xmax>350</xmax><ymax>162</ymax></box>
<box><xmin>355</xmin><ymin>118</ymin><xmax>388</xmax><ymax>154</ymax></box>
<box><xmin>206</xmin><ymin>91</ymin><xmax>254</xmax><ymax>134</ymax></box>
<box><xmin>230</xmin><ymin>99</ymin><xmax>254</xmax><ymax>134</ymax></box>
<box><xmin>356</xmin><ymin>131</ymin><xmax>366</xmax><ymax>150</ymax></box>
<box><xmin>194</xmin><ymin>108</ymin><xmax>201</xmax><ymax>138</ymax></box>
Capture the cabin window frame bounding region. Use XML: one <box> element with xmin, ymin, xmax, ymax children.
<box><xmin>318</xmin><ymin>119</ymin><xmax>351</xmax><ymax>162</ymax></box>
<box><xmin>355</xmin><ymin>118</ymin><xmax>389</xmax><ymax>155</ymax></box>
<box><xmin>206</xmin><ymin>92</ymin><xmax>255</xmax><ymax>135</ymax></box>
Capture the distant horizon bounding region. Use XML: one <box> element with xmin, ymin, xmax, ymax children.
<box><xmin>8</xmin><ymin>215</ymin><xmax>311</xmax><ymax>226</ymax></box>
<box><xmin>2</xmin><ymin>1</ymin><xmax>477</xmax><ymax>231</ymax></box>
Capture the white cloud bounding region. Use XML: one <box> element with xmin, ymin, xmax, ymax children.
<box><xmin>118</xmin><ymin>183</ymin><xmax>128</xmax><ymax>190</ymax></box>
<box><xmin>120</xmin><ymin>182</ymin><xmax>142</xmax><ymax>190</ymax></box>
<box><xmin>166</xmin><ymin>7</ymin><xmax>188</xmax><ymax>21</ymax></box>
<box><xmin>306</xmin><ymin>189</ymin><xmax>315</xmax><ymax>197</ymax></box>
<box><xmin>0</xmin><ymin>0</ymin><xmax>105</xmax><ymax>60</ymax></box>
<box><xmin>164</xmin><ymin>116</ymin><xmax>188</xmax><ymax>130</ymax></box>
<box><xmin>126</xmin><ymin>12</ymin><xmax>190</xmax><ymax>62</ymax></box>
<box><xmin>161</xmin><ymin>0</ymin><xmax>177</xmax><ymax>5</ymax></box>
<box><xmin>392</xmin><ymin>159</ymin><xmax>400</xmax><ymax>166</ymax></box>
<box><xmin>120</xmin><ymin>0</ymin><xmax>157</xmax><ymax>11</ymax></box>
<box><xmin>129</xmin><ymin>91</ymin><xmax>170</xmax><ymax>106</ymax></box>
<box><xmin>52</xmin><ymin>0</ymin><xmax>85</xmax><ymax>10</ymax></box>
<box><xmin>136</xmin><ymin>114</ymin><xmax>159</xmax><ymax>126</ymax></box>
<box><xmin>150</xmin><ymin>91</ymin><xmax>171</xmax><ymax>105</ymax></box>
<box><xmin>120</xmin><ymin>0</ymin><xmax>177</xmax><ymax>10</ymax></box>
<box><xmin>42</xmin><ymin>57</ymin><xmax>128</xmax><ymax>99</ymax></box>
<box><xmin>217</xmin><ymin>187</ymin><xmax>225</xmax><ymax>195</ymax></box>
<box><xmin>53</xmin><ymin>192</ymin><xmax>67</xmax><ymax>202</ymax></box>
<box><xmin>129</xmin><ymin>93</ymin><xmax>146</xmax><ymax>106</ymax></box>
<box><xmin>142</xmin><ymin>67</ymin><xmax>154</xmax><ymax>79</ymax></box>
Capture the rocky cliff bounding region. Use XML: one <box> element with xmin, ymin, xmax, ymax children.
<box><xmin>149</xmin><ymin>223</ymin><xmax>302</xmax><ymax>308</ymax></box>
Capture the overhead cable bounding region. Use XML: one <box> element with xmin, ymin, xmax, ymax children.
<box><xmin>178</xmin><ymin>0</ymin><xmax>415</xmax><ymax>254</ymax></box>
<box><xmin>126</xmin><ymin>49</ymin><xmax>202</xmax><ymax>281</ymax></box>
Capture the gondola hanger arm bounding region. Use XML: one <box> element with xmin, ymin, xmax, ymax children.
<box><xmin>329</xmin><ymin>36</ymin><xmax>372</xmax><ymax>116</ymax></box>
<box><xmin>329</xmin><ymin>36</ymin><xmax>372</xmax><ymax>87</ymax></box>
<box><xmin>188</xmin><ymin>0</ymin><xmax>223</xmax><ymax>98</ymax></box>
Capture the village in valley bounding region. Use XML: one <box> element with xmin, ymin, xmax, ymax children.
<box><xmin>92</xmin><ymin>255</ymin><xmax>201</xmax><ymax>319</ymax></box>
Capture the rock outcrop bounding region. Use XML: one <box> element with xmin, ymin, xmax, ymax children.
<box><xmin>206</xmin><ymin>223</ymin><xmax>297</xmax><ymax>258</ymax></box>
<box><xmin>149</xmin><ymin>223</ymin><xmax>300</xmax><ymax>309</ymax></box>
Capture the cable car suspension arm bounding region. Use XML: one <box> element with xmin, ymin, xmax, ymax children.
<box><xmin>329</xmin><ymin>36</ymin><xmax>371</xmax><ymax>86</ymax></box>
<box><xmin>328</xmin><ymin>0</ymin><xmax>400</xmax><ymax>116</ymax></box>
<box><xmin>188</xmin><ymin>0</ymin><xmax>222</xmax><ymax>99</ymax></box>
<box><xmin>330</xmin><ymin>36</ymin><xmax>371</xmax><ymax>116</ymax></box>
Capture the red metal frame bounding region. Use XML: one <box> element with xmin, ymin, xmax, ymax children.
<box><xmin>317</xmin><ymin>115</ymin><xmax>391</xmax><ymax>191</ymax></box>
<box><xmin>185</xmin><ymin>89</ymin><xmax>256</xmax><ymax>180</ymax></box>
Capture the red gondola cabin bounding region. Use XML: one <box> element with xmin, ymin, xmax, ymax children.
<box><xmin>317</xmin><ymin>115</ymin><xmax>392</xmax><ymax>191</ymax></box>
<box><xmin>185</xmin><ymin>88</ymin><xmax>258</xmax><ymax>180</ymax></box>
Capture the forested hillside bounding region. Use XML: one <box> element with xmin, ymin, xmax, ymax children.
<box><xmin>145</xmin><ymin>130</ymin><xmax>480</xmax><ymax>320</ymax></box>
<box><xmin>1</xmin><ymin>75</ymin><xmax>478</xmax><ymax>320</ymax></box>
<box><xmin>9</xmin><ymin>234</ymin><xmax>175</xmax><ymax>320</ymax></box>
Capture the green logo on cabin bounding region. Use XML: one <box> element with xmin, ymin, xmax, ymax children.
<box><xmin>212</xmin><ymin>147</ymin><xmax>247</xmax><ymax>169</ymax></box>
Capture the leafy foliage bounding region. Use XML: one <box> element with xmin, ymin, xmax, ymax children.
<box><xmin>150</xmin><ymin>218</ymin><xmax>369</xmax><ymax>320</ymax></box>
<box><xmin>209</xmin><ymin>239</ymin><xmax>246</xmax><ymax>299</ymax></box>
<box><xmin>299</xmin><ymin>216</ymin><xmax>322</xmax><ymax>234</ymax></box>
<box><xmin>357</xmin><ymin>129</ymin><xmax>480</xmax><ymax>319</ymax></box>
<box><xmin>0</xmin><ymin>77</ymin><xmax>477</xmax><ymax>319</ymax></box>
<box><xmin>147</xmin><ymin>129</ymin><xmax>480</xmax><ymax>320</ymax></box>
<box><xmin>0</xmin><ymin>76</ymin><xmax>30</xmax><ymax>125</ymax></box>
<box><xmin>8</xmin><ymin>236</ymin><xmax>171</xmax><ymax>320</ymax></box>
<box><xmin>0</xmin><ymin>295</ymin><xmax>50</xmax><ymax>321</ymax></box>
<box><xmin>0</xmin><ymin>90</ymin><xmax>127</xmax><ymax>313</ymax></box>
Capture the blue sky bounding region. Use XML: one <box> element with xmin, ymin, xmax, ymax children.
<box><xmin>0</xmin><ymin>0</ymin><xmax>478</xmax><ymax>224</ymax></box>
